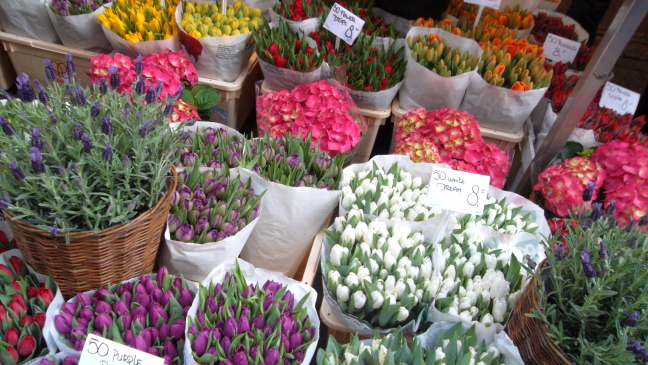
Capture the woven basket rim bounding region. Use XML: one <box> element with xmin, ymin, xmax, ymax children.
<box><xmin>3</xmin><ymin>167</ymin><xmax>177</xmax><ymax>239</ymax></box>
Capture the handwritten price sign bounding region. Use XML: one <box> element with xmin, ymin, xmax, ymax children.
<box><xmin>599</xmin><ymin>81</ymin><xmax>640</xmax><ymax>115</ymax></box>
<box><xmin>542</xmin><ymin>33</ymin><xmax>581</xmax><ymax>64</ymax></box>
<box><xmin>323</xmin><ymin>3</ymin><xmax>365</xmax><ymax>45</ymax></box>
<box><xmin>464</xmin><ymin>0</ymin><xmax>501</xmax><ymax>10</ymax></box>
<box><xmin>79</xmin><ymin>334</ymin><xmax>164</xmax><ymax>365</ymax></box>
<box><xmin>426</xmin><ymin>167</ymin><xmax>490</xmax><ymax>215</ymax></box>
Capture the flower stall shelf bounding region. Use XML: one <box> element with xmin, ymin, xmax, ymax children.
<box><xmin>0</xmin><ymin>23</ymin><xmax>16</xmax><ymax>90</ymax></box>
<box><xmin>0</xmin><ymin>58</ymin><xmax>178</xmax><ymax>298</ymax></box>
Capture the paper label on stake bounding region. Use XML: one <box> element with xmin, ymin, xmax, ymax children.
<box><xmin>323</xmin><ymin>3</ymin><xmax>365</xmax><ymax>45</ymax></box>
<box><xmin>542</xmin><ymin>33</ymin><xmax>581</xmax><ymax>64</ymax></box>
<box><xmin>79</xmin><ymin>334</ymin><xmax>164</xmax><ymax>365</ymax></box>
<box><xmin>464</xmin><ymin>0</ymin><xmax>501</xmax><ymax>9</ymax></box>
<box><xmin>599</xmin><ymin>81</ymin><xmax>640</xmax><ymax>115</ymax></box>
<box><xmin>426</xmin><ymin>167</ymin><xmax>490</xmax><ymax>215</ymax></box>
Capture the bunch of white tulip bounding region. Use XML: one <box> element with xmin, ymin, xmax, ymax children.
<box><xmin>432</xmin><ymin>230</ymin><xmax>532</xmax><ymax>326</ymax></box>
<box><xmin>339</xmin><ymin>162</ymin><xmax>442</xmax><ymax>221</ymax></box>
<box><xmin>324</xmin><ymin>209</ymin><xmax>436</xmax><ymax>328</ymax></box>
<box><xmin>453</xmin><ymin>197</ymin><xmax>539</xmax><ymax>235</ymax></box>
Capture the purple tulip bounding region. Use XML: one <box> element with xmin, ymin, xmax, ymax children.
<box><xmin>173</xmin><ymin>277</ymin><xmax>183</xmax><ymax>291</ymax></box>
<box><xmin>238</xmin><ymin>316</ymin><xmax>250</xmax><ymax>334</ymax></box>
<box><xmin>94</xmin><ymin>301</ymin><xmax>112</xmax><ymax>314</ymax></box>
<box><xmin>159</xmin><ymin>323</ymin><xmax>170</xmax><ymax>341</ymax></box>
<box><xmin>143</xmin><ymin>327</ymin><xmax>159</xmax><ymax>345</ymax></box>
<box><xmin>177</xmin><ymin>170</ymin><xmax>189</xmax><ymax>184</ymax></box>
<box><xmin>178</xmin><ymin>288</ymin><xmax>194</xmax><ymax>307</ymax></box>
<box><xmin>151</xmin><ymin>288</ymin><xmax>164</xmax><ymax>304</ymax></box>
<box><xmin>55</xmin><ymin>313</ymin><xmax>73</xmax><ymax>335</ymax></box>
<box><xmin>251</xmin><ymin>315</ymin><xmax>264</xmax><ymax>330</ymax></box>
<box><xmin>141</xmin><ymin>276</ymin><xmax>157</xmax><ymax>294</ymax></box>
<box><xmin>123</xmin><ymin>330</ymin><xmax>134</xmax><ymax>345</ymax></box>
<box><xmin>163</xmin><ymin>355</ymin><xmax>172</xmax><ymax>365</ymax></box>
<box><xmin>232</xmin><ymin>351</ymin><xmax>248</xmax><ymax>365</ymax></box>
<box><xmin>135</xmin><ymin>283</ymin><xmax>147</xmax><ymax>296</ymax></box>
<box><xmin>211</xmin><ymin>327</ymin><xmax>223</xmax><ymax>341</ymax></box>
<box><xmin>178</xmin><ymin>186</ymin><xmax>192</xmax><ymax>201</ymax></box>
<box><xmin>171</xmin><ymin>191</ymin><xmax>180</xmax><ymax>206</ymax></box>
<box><xmin>79</xmin><ymin>307</ymin><xmax>94</xmax><ymax>322</ymax></box>
<box><xmin>202</xmin><ymin>230</ymin><xmax>218</xmax><ymax>242</ymax></box>
<box><xmin>71</xmin><ymin>325</ymin><xmax>87</xmax><ymax>339</ymax></box>
<box><xmin>61</xmin><ymin>303</ymin><xmax>79</xmax><ymax>316</ymax></box>
<box><xmin>41</xmin><ymin>359</ymin><xmax>56</xmax><ymax>365</ymax></box>
<box><xmin>162</xmin><ymin>340</ymin><xmax>178</xmax><ymax>359</ymax></box>
<box><xmin>240</xmin><ymin>305</ymin><xmax>250</xmax><ymax>319</ymax></box>
<box><xmin>290</xmin><ymin>332</ymin><xmax>302</xmax><ymax>351</ymax></box>
<box><xmin>180</xmin><ymin>199</ymin><xmax>193</xmax><ymax>212</ymax></box>
<box><xmin>113</xmin><ymin>300</ymin><xmax>129</xmax><ymax>316</ymax></box>
<box><xmin>263</xmin><ymin>293</ymin><xmax>275</xmax><ymax>311</ymax></box>
<box><xmin>168</xmin><ymin>217</ymin><xmax>182</xmax><ymax>233</ymax></box>
<box><xmin>181</xmin><ymin>152</ymin><xmax>197</xmax><ymax>166</ymax></box>
<box><xmin>263</xmin><ymin>325</ymin><xmax>272</xmax><ymax>337</ymax></box>
<box><xmin>265</xmin><ymin>348</ymin><xmax>279</xmax><ymax>365</ymax></box>
<box><xmin>169</xmin><ymin>319</ymin><xmax>185</xmax><ymax>341</ymax></box>
<box><xmin>219</xmin><ymin>221</ymin><xmax>238</xmax><ymax>235</ymax></box>
<box><xmin>160</xmin><ymin>290</ymin><xmax>172</xmax><ymax>307</ymax></box>
<box><xmin>118</xmin><ymin>282</ymin><xmax>133</xmax><ymax>296</ymax></box>
<box><xmin>94</xmin><ymin>287</ymin><xmax>112</xmax><ymax>301</ymax></box>
<box><xmin>303</xmin><ymin>327</ymin><xmax>315</xmax><ymax>342</ymax></box>
<box><xmin>280</xmin><ymin>333</ymin><xmax>291</xmax><ymax>351</ymax></box>
<box><xmin>213</xmin><ymin>283</ymin><xmax>223</xmax><ymax>297</ymax></box>
<box><xmin>263</xmin><ymin>281</ymin><xmax>281</xmax><ymax>295</ymax></box>
<box><xmin>121</xmin><ymin>291</ymin><xmax>133</xmax><ymax>307</ymax></box>
<box><xmin>206</xmin><ymin>348</ymin><xmax>218</xmax><ymax>357</ymax></box>
<box><xmin>250</xmin><ymin>208</ymin><xmax>260</xmax><ymax>221</ymax></box>
<box><xmin>146</xmin><ymin>346</ymin><xmax>158</xmax><ymax>356</ymax></box>
<box><xmin>193</xmin><ymin>331</ymin><xmax>208</xmax><ymax>356</ymax></box>
<box><xmin>131</xmin><ymin>306</ymin><xmax>147</xmax><ymax>318</ymax></box>
<box><xmin>220</xmin><ymin>336</ymin><xmax>231</xmax><ymax>353</ymax></box>
<box><xmin>183</xmin><ymin>306</ymin><xmax>190</xmax><ymax>316</ymax></box>
<box><xmin>250</xmin><ymin>345</ymin><xmax>259</xmax><ymax>360</ymax></box>
<box><xmin>195</xmin><ymin>217</ymin><xmax>210</xmax><ymax>235</ymax></box>
<box><xmin>76</xmin><ymin>293</ymin><xmax>92</xmax><ymax>307</ymax></box>
<box><xmin>74</xmin><ymin>338</ymin><xmax>85</xmax><ymax>351</ymax></box>
<box><xmin>241</xmin><ymin>284</ymin><xmax>255</xmax><ymax>299</ymax></box>
<box><xmin>229</xmin><ymin>209</ymin><xmax>241</xmax><ymax>222</ymax></box>
<box><xmin>293</xmin><ymin>349</ymin><xmax>305</xmax><ymax>362</ymax></box>
<box><xmin>176</xmin><ymin>223</ymin><xmax>195</xmax><ymax>242</ymax></box>
<box><xmin>117</xmin><ymin>314</ymin><xmax>131</xmax><ymax>332</ymax></box>
<box><xmin>76</xmin><ymin>318</ymin><xmax>89</xmax><ymax>328</ymax></box>
<box><xmin>95</xmin><ymin>313</ymin><xmax>113</xmax><ymax>332</ymax></box>
<box><xmin>134</xmin><ymin>293</ymin><xmax>150</xmax><ymax>309</ymax></box>
<box><xmin>282</xmin><ymin>291</ymin><xmax>295</xmax><ymax>312</ymax></box>
<box><xmin>150</xmin><ymin>303</ymin><xmax>169</xmax><ymax>327</ymax></box>
<box><xmin>196</xmin><ymin>308</ymin><xmax>206</xmax><ymax>327</ymax></box>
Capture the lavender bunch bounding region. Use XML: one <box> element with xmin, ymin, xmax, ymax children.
<box><xmin>0</xmin><ymin>55</ymin><xmax>181</xmax><ymax>236</ymax></box>
<box><xmin>175</xmin><ymin>127</ymin><xmax>245</xmax><ymax>170</ymax></box>
<box><xmin>50</xmin><ymin>0</ymin><xmax>110</xmax><ymax>16</ymax></box>
<box><xmin>169</xmin><ymin>164</ymin><xmax>264</xmax><ymax>244</ymax></box>
<box><xmin>242</xmin><ymin>134</ymin><xmax>344</xmax><ymax>189</ymax></box>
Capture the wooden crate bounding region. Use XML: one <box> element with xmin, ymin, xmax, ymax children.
<box><xmin>292</xmin><ymin>212</ymin><xmax>333</xmax><ymax>286</ymax></box>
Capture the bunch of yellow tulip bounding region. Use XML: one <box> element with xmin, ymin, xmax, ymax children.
<box><xmin>180</xmin><ymin>1</ymin><xmax>262</xmax><ymax>37</ymax></box>
<box><xmin>407</xmin><ymin>34</ymin><xmax>480</xmax><ymax>77</ymax></box>
<box><xmin>477</xmin><ymin>39</ymin><xmax>552</xmax><ymax>90</ymax></box>
<box><xmin>98</xmin><ymin>0</ymin><xmax>180</xmax><ymax>42</ymax></box>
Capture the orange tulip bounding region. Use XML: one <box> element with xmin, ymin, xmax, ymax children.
<box><xmin>493</xmin><ymin>63</ymin><xmax>506</xmax><ymax>76</ymax></box>
<box><xmin>511</xmin><ymin>81</ymin><xmax>527</xmax><ymax>91</ymax></box>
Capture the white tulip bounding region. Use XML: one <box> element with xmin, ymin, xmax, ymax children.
<box><xmin>406</xmin><ymin>278</ymin><xmax>416</xmax><ymax>293</ymax></box>
<box><xmin>394</xmin><ymin>279</ymin><xmax>406</xmax><ymax>299</ymax></box>
<box><xmin>421</xmin><ymin>258</ymin><xmax>433</xmax><ymax>280</ymax></box>
<box><xmin>378</xmin><ymin>228</ymin><xmax>390</xmax><ymax>238</ymax></box>
<box><xmin>369</xmin><ymin>259</ymin><xmax>379</xmax><ymax>274</ymax></box>
<box><xmin>505</xmin><ymin>225</ymin><xmax>517</xmax><ymax>235</ymax></box>
<box><xmin>397</xmin><ymin>256</ymin><xmax>412</xmax><ymax>270</ymax></box>
<box><xmin>386</xmin><ymin>293</ymin><xmax>397</xmax><ymax>306</ymax></box>
<box><xmin>505</xmin><ymin>209</ymin><xmax>512</xmax><ymax>221</ymax></box>
<box><xmin>376</xmin><ymin>195</ymin><xmax>389</xmax><ymax>209</ymax></box>
<box><xmin>481</xmin><ymin>313</ymin><xmax>494</xmax><ymax>326</ymax></box>
<box><xmin>345</xmin><ymin>272</ymin><xmax>359</xmax><ymax>287</ymax></box>
<box><xmin>344</xmin><ymin>353</ymin><xmax>359</xmax><ymax>365</ymax></box>
<box><xmin>487</xmin><ymin>345</ymin><xmax>500</xmax><ymax>358</ymax></box>
<box><xmin>495</xmin><ymin>214</ymin><xmax>505</xmax><ymax>227</ymax></box>
<box><xmin>492</xmin><ymin>298</ymin><xmax>507</xmax><ymax>323</ymax></box>
<box><xmin>444</xmin><ymin>265</ymin><xmax>456</xmax><ymax>280</ymax></box>
<box><xmin>359</xmin><ymin>242</ymin><xmax>371</xmax><ymax>256</ymax></box>
<box><xmin>459</xmin><ymin>297</ymin><xmax>472</xmax><ymax>310</ymax></box>
<box><xmin>358</xmin><ymin>171</ymin><xmax>369</xmax><ymax>180</ymax></box>
<box><xmin>366</xmin><ymin>291</ymin><xmax>383</xmax><ymax>309</ymax></box>
<box><xmin>368</xmin><ymin>201</ymin><xmax>378</xmax><ymax>215</ymax></box>
<box><xmin>484</xmin><ymin>254</ymin><xmax>497</xmax><ymax>270</ymax></box>
<box><xmin>353</xmin><ymin>291</ymin><xmax>366</xmax><ymax>309</ymax></box>
<box><xmin>357</xmin><ymin>266</ymin><xmax>370</xmax><ymax>282</ymax></box>
<box><xmin>509</xmin><ymin>290</ymin><xmax>522</xmax><ymax>308</ymax></box>
<box><xmin>342</xmin><ymin>193</ymin><xmax>357</xmax><ymax>210</ymax></box>
<box><xmin>407</xmin><ymin>266</ymin><xmax>420</xmax><ymax>279</ymax></box>
<box><xmin>395</xmin><ymin>181</ymin><xmax>404</xmax><ymax>192</ymax></box>
<box><xmin>379</xmin><ymin>269</ymin><xmax>389</xmax><ymax>279</ymax></box>
<box><xmin>440</xmin><ymin>278</ymin><xmax>456</xmax><ymax>293</ymax></box>
<box><xmin>383</xmin><ymin>252</ymin><xmax>397</xmax><ymax>270</ymax></box>
<box><xmin>411</xmin><ymin>189</ymin><xmax>421</xmax><ymax>201</ymax></box>
<box><xmin>378</xmin><ymin>210</ymin><xmax>390</xmax><ymax>219</ymax></box>
<box><xmin>469</xmin><ymin>306</ymin><xmax>479</xmax><ymax>318</ymax></box>
<box><xmin>387</xmin><ymin>237</ymin><xmax>401</xmax><ymax>257</ymax></box>
<box><xmin>372</xmin><ymin>249</ymin><xmax>384</xmax><ymax>261</ymax></box>
<box><xmin>413</xmin><ymin>245</ymin><xmax>426</xmax><ymax>257</ymax></box>
<box><xmin>459</xmin><ymin>286</ymin><xmax>467</xmax><ymax>297</ymax></box>
<box><xmin>401</xmin><ymin>189</ymin><xmax>413</xmax><ymax>202</ymax></box>
<box><xmin>389</xmin><ymin>196</ymin><xmax>400</xmax><ymax>207</ymax></box>
<box><xmin>490</xmin><ymin>277</ymin><xmax>509</xmax><ymax>300</ymax></box>
<box><xmin>427</xmin><ymin>277</ymin><xmax>441</xmax><ymax>295</ymax></box>
<box><xmin>463</xmin><ymin>262</ymin><xmax>475</xmax><ymax>278</ymax></box>
<box><xmin>330</xmin><ymin>245</ymin><xmax>346</xmax><ymax>266</ymax></box>
<box><xmin>415</xmin><ymin>289</ymin><xmax>424</xmax><ymax>302</ymax></box>
<box><xmin>486</xmin><ymin>209</ymin><xmax>497</xmax><ymax>225</ymax></box>
<box><xmin>384</xmin><ymin>276</ymin><xmax>396</xmax><ymax>295</ymax></box>
<box><xmin>400</xmin><ymin>238</ymin><xmax>414</xmax><ymax>249</ymax></box>
<box><xmin>469</xmin><ymin>252</ymin><xmax>482</xmax><ymax>266</ymax></box>
<box><xmin>341</xmin><ymin>225</ymin><xmax>356</xmax><ymax>244</ymax></box>
<box><xmin>355</xmin><ymin>222</ymin><xmax>369</xmax><ymax>241</ymax></box>
<box><xmin>448</xmin><ymin>306</ymin><xmax>459</xmax><ymax>316</ymax></box>
<box><xmin>402</xmin><ymin>173</ymin><xmax>413</xmax><ymax>190</ymax></box>
<box><xmin>527</xmin><ymin>222</ymin><xmax>538</xmax><ymax>230</ymax></box>
<box><xmin>436</xmin><ymin>291</ymin><xmax>447</xmax><ymax>299</ymax></box>
<box><xmin>377</xmin><ymin>345</ymin><xmax>388</xmax><ymax>365</ymax></box>
<box><xmin>466</xmin><ymin>290</ymin><xmax>478</xmax><ymax>305</ymax></box>
<box><xmin>368</xmin><ymin>220</ymin><xmax>385</xmax><ymax>232</ymax></box>
<box><xmin>482</xmin><ymin>270</ymin><xmax>495</xmax><ymax>286</ymax></box>
<box><xmin>481</xmin><ymin>291</ymin><xmax>491</xmax><ymax>304</ymax></box>
<box><xmin>336</xmin><ymin>285</ymin><xmax>350</xmax><ymax>302</ymax></box>
<box><xmin>376</xmin><ymin>279</ymin><xmax>384</xmax><ymax>292</ymax></box>
<box><xmin>333</xmin><ymin>216</ymin><xmax>346</xmax><ymax>233</ymax></box>
<box><xmin>396</xmin><ymin>307</ymin><xmax>409</xmax><ymax>322</ymax></box>
<box><xmin>328</xmin><ymin>270</ymin><xmax>341</xmax><ymax>283</ymax></box>
<box><xmin>354</xmin><ymin>186</ymin><xmax>365</xmax><ymax>198</ymax></box>
<box><xmin>412</xmin><ymin>177</ymin><xmax>422</xmax><ymax>189</ymax></box>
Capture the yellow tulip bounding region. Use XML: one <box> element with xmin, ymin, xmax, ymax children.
<box><xmin>185</xmin><ymin>2</ymin><xmax>195</xmax><ymax>13</ymax></box>
<box><xmin>250</xmin><ymin>8</ymin><xmax>261</xmax><ymax>18</ymax></box>
<box><xmin>145</xmin><ymin>31</ymin><xmax>155</xmax><ymax>41</ymax></box>
<box><xmin>183</xmin><ymin>13</ymin><xmax>195</xmax><ymax>22</ymax></box>
<box><xmin>231</xmin><ymin>29</ymin><xmax>240</xmax><ymax>35</ymax></box>
<box><xmin>198</xmin><ymin>24</ymin><xmax>209</xmax><ymax>34</ymax></box>
<box><xmin>221</xmin><ymin>24</ymin><xmax>232</xmax><ymax>35</ymax></box>
<box><xmin>239</xmin><ymin>26</ymin><xmax>250</xmax><ymax>33</ymax></box>
<box><xmin>189</xmin><ymin>30</ymin><xmax>202</xmax><ymax>38</ymax></box>
<box><xmin>233</xmin><ymin>1</ymin><xmax>243</xmax><ymax>11</ymax></box>
<box><xmin>208</xmin><ymin>27</ymin><xmax>222</xmax><ymax>36</ymax></box>
<box><xmin>211</xmin><ymin>4</ymin><xmax>219</xmax><ymax>14</ymax></box>
<box><xmin>201</xmin><ymin>16</ymin><xmax>212</xmax><ymax>25</ymax></box>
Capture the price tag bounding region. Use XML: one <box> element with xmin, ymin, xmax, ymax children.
<box><xmin>542</xmin><ymin>33</ymin><xmax>581</xmax><ymax>64</ymax></box>
<box><xmin>323</xmin><ymin>3</ymin><xmax>365</xmax><ymax>45</ymax></box>
<box><xmin>79</xmin><ymin>334</ymin><xmax>164</xmax><ymax>365</ymax></box>
<box><xmin>599</xmin><ymin>81</ymin><xmax>640</xmax><ymax>115</ymax></box>
<box><xmin>426</xmin><ymin>167</ymin><xmax>490</xmax><ymax>215</ymax></box>
<box><xmin>464</xmin><ymin>0</ymin><xmax>501</xmax><ymax>10</ymax></box>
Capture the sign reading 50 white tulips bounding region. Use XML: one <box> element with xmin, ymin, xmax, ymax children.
<box><xmin>79</xmin><ymin>334</ymin><xmax>164</xmax><ymax>365</ymax></box>
<box><xmin>426</xmin><ymin>167</ymin><xmax>490</xmax><ymax>215</ymax></box>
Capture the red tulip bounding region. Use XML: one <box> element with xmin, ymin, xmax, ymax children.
<box><xmin>37</xmin><ymin>287</ymin><xmax>54</xmax><ymax>306</ymax></box>
<box><xmin>21</xmin><ymin>315</ymin><xmax>33</xmax><ymax>327</ymax></box>
<box><xmin>3</xmin><ymin>328</ymin><xmax>20</xmax><ymax>347</ymax></box>
<box><xmin>17</xmin><ymin>334</ymin><xmax>37</xmax><ymax>356</ymax></box>
<box><xmin>0</xmin><ymin>305</ymin><xmax>6</xmax><ymax>321</ymax></box>
<box><xmin>34</xmin><ymin>312</ymin><xmax>46</xmax><ymax>328</ymax></box>
<box><xmin>27</xmin><ymin>286</ymin><xmax>38</xmax><ymax>299</ymax></box>
<box><xmin>11</xmin><ymin>293</ymin><xmax>25</xmax><ymax>307</ymax></box>
<box><xmin>11</xmin><ymin>280</ymin><xmax>21</xmax><ymax>292</ymax></box>
<box><xmin>8</xmin><ymin>256</ymin><xmax>23</xmax><ymax>276</ymax></box>
<box><xmin>6</xmin><ymin>346</ymin><xmax>18</xmax><ymax>362</ymax></box>
<box><xmin>8</xmin><ymin>299</ymin><xmax>27</xmax><ymax>316</ymax></box>
<box><xmin>0</xmin><ymin>264</ymin><xmax>14</xmax><ymax>279</ymax></box>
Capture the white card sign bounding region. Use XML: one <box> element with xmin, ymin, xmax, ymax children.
<box><xmin>323</xmin><ymin>3</ymin><xmax>365</xmax><ymax>45</ymax></box>
<box><xmin>599</xmin><ymin>81</ymin><xmax>640</xmax><ymax>115</ymax></box>
<box><xmin>79</xmin><ymin>334</ymin><xmax>164</xmax><ymax>365</ymax></box>
<box><xmin>542</xmin><ymin>33</ymin><xmax>581</xmax><ymax>64</ymax></box>
<box><xmin>464</xmin><ymin>0</ymin><xmax>501</xmax><ymax>9</ymax></box>
<box><xmin>426</xmin><ymin>167</ymin><xmax>490</xmax><ymax>215</ymax></box>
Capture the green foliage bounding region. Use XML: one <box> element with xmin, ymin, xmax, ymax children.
<box><xmin>181</xmin><ymin>84</ymin><xmax>221</xmax><ymax>121</ymax></box>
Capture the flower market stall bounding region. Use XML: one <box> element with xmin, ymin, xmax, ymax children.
<box><xmin>1</xmin><ymin>0</ymin><xmax>648</xmax><ymax>364</ymax></box>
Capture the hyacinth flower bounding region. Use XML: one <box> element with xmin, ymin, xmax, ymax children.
<box><xmin>242</xmin><ymin>133</ymin><xmax>345</xmax><ymax>189</ymax></box>
<box><xmin>407</xmin><ymin>34</ymin><xmax>480</xmax><ymax>77</ymax></box>
<box><xmin>272</xmin><ymin>0</ymin><xmax>323</xmax><ymax>21</ymax></box>
<box><xmin>187</xmin><ymin>262</ymin><xmax>316</xmax><ymax>365</ymax></box>
<box><xmin>253</xmin><ymin>19</ymin><xmax>323</xmax><ymax>72</ymax></box>
<box><xmin>0</xmin><ymin>255</ymin><xmax>58</xmax><ymax>364</ymax></box>
<box><xmin>50</xmin><ymin>0</ymin><xmax>110</xmax><ymax>16</ymax></box>
<box><xmin>53</xmin><ymin>267</ymin><xmax>195</xmax><ymax>365</ymax></box>
<box><xmin>169</xmin><ymin>163</ymin><xmax>264</xmax><ymax>243</ymax></box>
<box><xmin>174</xmin><ymin>126</ymin><xmax>246</xmax><ymax>170</ymax></box>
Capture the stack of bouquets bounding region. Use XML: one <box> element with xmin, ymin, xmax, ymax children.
<box><xmin>545</xmin><ymin>66</ymin><xmax>579</xmax><ymax>113</ymax></box>
<box><xmin>254</xmin><ymin>19</ymin><xmax>323</xmax><ymax>72</ymax></box>
<box><xmin>88</xmin><ymin>51</ymin><xmax>199</xmax><ymax>122</ymax></box>
<box><xmin>393</xmin><ymin>107</ymin><xmax>510</xmax><ymax>189</ymax></box>
<box><xmin>477</xmin><ymin>39</ymin><xmax>551</xmax><ymax>91</ymax></box>
<box><xmin>168</xmin><ymin>164</ymin><xmax>264</xmax><ymax>244</ymax></box>
<box><xmin>407</xmin><ymin>34</ymin><xmax>479</xmax><ymax>77</ymax></box>
<box><xmin>47</xmin><ymin>0</ymin><xmax>112</xmax><ymax>52</ymax></box>
<box><xmin>0</xmin><ymin>252</ymin><xmax>61</xmax><ymax>364</ymax></box>
<box><xmin>447</xmin><ymin>0</ymin><xmax>478</xmax><ymax>23</ymax></box>
<box><xmin>98</xmin><ymin>0</ymin><xmax>180</xmax><ymax>43</ymax></box>
<box><xmin>531</xmin><ymin>11</ymin><xmax>578</xmax><ymax>43</ymax></box>
<box><xmin>355</xmin><ymin>5</ymin><xmax>398</xmax><ymax>38</ymax></box>
<box><xmin>179</xmin><ymin>1</ymin><xmax>263</xmax><ymax>38</ymax></box>
<box><xmin>37</xmin><ymin>354</ymin><xmax>80</xmax><ymax>365</ymax></box>
<box><xmin>50</xmin><ymin>0</ymin><xmax>109</xmax><ymax>15</ymax></box>
<box><xmin>322</xmin><ymin>211</ymin><xmax>436</xmax><ymax>332</ymax></box>
<box><xmin>413</xmin><ymin>17</ymin><xmax>516</xmax><ymax>44</ymax></box>
<box><xmin>52</xmin><ymin>267</ymin><xmax>195</xmax><ymax>365</ymax></box>
<box><xmin>533</xmin><ymin>156</ymin><xmax>606</xmax><ymax>217</ymax></box>
<box><xmin>452</xmin><ymin>196</ymin><xmax>541</xmax><ymax>235</ymax></box>
<box><xmin>272</xmin><ymin>0</ymin><xmax>323</xmax><ymax>21</ymax></box>
<box><xmin>481</xmin><ymin>6</ymin><xmax>534</xmax><ymax>36</ymax></box>
<box><xmin>185</xmin><ymin>260</ymin><xmax>318</xmax><ymax>365</ymax></box>
<box><xmin>174</xmin><ymin>124</ymin><xmax>246</xmax><ymax>170</ymax></box>
<box><xmin>591</xmin><ymin>140</ymin><xmax>648</xmax><ymax>226</ymax></box>
<box><xmin>256</xmin><ymin>80</ymin><xmax>365</xmax><ymax>157</ymax></box>
<box><xmin>428</xmin><ymin>230</ymin><xmax>534</xmax><ymax>329</ymax></box>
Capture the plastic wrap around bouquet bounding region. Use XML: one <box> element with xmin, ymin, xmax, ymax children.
<box><xmin>46</xmin><ymin>0</ymin><xmax>112</xmax><ymax>52</ymax></box>
<box><xmin>399</xmin><ymin>27</ymin><xmax>483</xmax><ymax>112</ymax></box>
<box><xmin>268</xmin><ymin>0</ymin><xmax>323</xmax><ymax>35</ymax></box>
<box><xmin>0</xmin><ymin>0</ymin><xmax>61</xmax><ymax>43</ymax></box>
<box><xmin>0</xmin><ymin>250</ymin><xmax>64</xmax><ymax>364</ymax></box>
<box><xmin>50</xmin><ymin>267</ymin><xmax>197</xmax><ymax>364</ymax></box>
<box><xmin>26</xmin><ymin>353</ymin><xmax>79</xmax><ymax>365</ymax></box>
<box><xmin>184</xmin><ymin>258</ymin><xmax>320</xmax><ymax>365</ymax></box>
<box><xmin>256</xmin><ymin>78</ymin><xmax>367</xmax><ymax>160</ymax></box>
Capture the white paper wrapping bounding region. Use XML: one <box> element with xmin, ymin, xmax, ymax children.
<box><xmin>348</xmin><ymin>81</ymin><xmax>402</xmax><ymax>110</ymax></box>
<box><xmin>1</xmin><ymin>249</ymin><xmax>64</xmax><ymax>355</ymax></box>
<box><xmin>416</xmin><ymin>322</ymin><xmax>525</xmax><ymax>365</ymax></box>
<box><xmin>102</xmin><ymin>24</ymin><xmax>181</xmax><ymax>58</ymax></box>
<box><xmin>170</xmin><ymin>121</ymin><xmax>245</xmax><ymax>145</ymax></box>
<box><xmin>269</xmin><ymin>7</ymin><xmax>320</xmax><ymax>35</ymax></box>
<box><xmin>339</xmin><ymin>155</ymin><xmax>454</xmax><ymax>237</ymax></box>
<box><xmin>46</xmin><ymin>3</ymin><xmax>112</xmax><ymax>52</ymax></box>
<box><xmin>239</xmin><ymin>168</ymin><xmax>341</xmax><ymax>277</ymax></box>
<box><xmin>175</xmin><ymin>4</ymin><xmax>253</xmax><ymax>82</ymax></box>
<box><xmin>184</xmin><ymin>258</ymin><xmax>320</xmax><ymax>365</ymax></box>
<box><xmin>530</xmin><ymin>9</ymin><xmax>589</xmax><ymax>45</ymax></box>
<box><xmin>0</xmin><ymin>0</ymin><xmax>61</xmax><ymax>43</ymax></box>
<box><xmin>400</xmin><ymin>27</ymin><xmax>483</xmax><ymax>111</ymax></box>
<box><xmin>50</xmin><ymin>273</ymin><xmax>198</xmax><ymax>355</ymax></box>
<box><xmin>537</xmin><ymin>0</ymin><xmax>560</xmax><ymax>11</ymax></box>
<box><xmin>258</xmin><ymin>37</ymin><xmax>324</xmax><ymax>91</ymax></box>
<box><xmin>515</xmin><ymin>25</ymin><xmax>533</xmax><ymax>40</ymax></box>
<box><xmin>460</xmin><ymin>72</ymin><xmax>547</xmax><ymax>133</ymax></box>
<box><xmin>25</xmin><ymin>353</ymin><xmax>79</xmax><ymax>365</ymax></box>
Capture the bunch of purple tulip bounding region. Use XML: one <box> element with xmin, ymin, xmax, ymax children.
<box><xmin>175</xmin><ymin>127</ymin><xmax>246</xmax><ymax>170</ymax></box>
<box><xmin>187</xmin><ymin>262</ymin><xmax>316</xmax><ymax>365</ymax></box>
<box><xmin>54</xmin><ymin>267</ymin><xmax>195</xmax><ymax>365</ymax></box>
<box><xmin>39</xmin><ymin>354</ymin><xmax>80</xmax><ymax>365</ymax></box>
<box><xmin>50</xmin><ymin>0</ymin><xmax>110</xmax><ymax>16</ymax></box>
<box><xmin>170</xmin><ymin>165</ymin><xmax>264</xmax><ymax>244</ymax></box>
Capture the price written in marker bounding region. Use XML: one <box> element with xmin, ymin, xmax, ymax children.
<box><xmin>426</xmin><ymin>167</ymin><xmax>490</xmax><ymax>215</ymax></box>
<box><xmin>542</xmin><ymin>33</ymin><xmax>581</xmax><ymax>64</ymax></box>
<box><xmin>463</xmin><ymin>0</ymin><xmax>501</xmax><ymax>10</ymax></box>
<box><xmin>79</xmin><ymin>334</ymin><xmax>164</xmax><ymax>365</ymax></box>
<box><xmin>599</xmin><ymin>81</ymin><xmax>640</xmax><ymax>115</ymax></box>
<box><xmin>323</xmin><ymin>3</ymin><xmax>365</xmax><ymax>45</ymax></box>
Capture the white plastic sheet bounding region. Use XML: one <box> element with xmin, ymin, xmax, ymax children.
<box><xmin>400</xmin><ymin>27</ymin><xmax>483</xmax><ymax>111</ymax></box>
<box><xmin>184</xmin><ymin>258</ymin><xmax>320</xmax><ymax>365</ymax></box>
<box><xmin>0</xmin><ymin>0</ymin><xmax>61</xmax><ymax>43</ymax></box>
<box><xmin>102</xmin><ymin>24</ymin><xmax>181</xmax><ymax>58</ymax></box>
<box><xmin>239</xmin><ymin>168</ymin><xmax>340</xmax><ymax>277</ymax></box>
<box><xmin>46</xmin><ymin>2</ymin><xmax>112</xmax><ymax>52</ymax></box>
<box><xmin>460</xmin><ymin>72</ymin><xmax>547</xmax><ymax>133</ymax></box>
<box><xmin>175</xmin><ymin>3</ymin><xmax>253</xmax><ymax>82</ymax></box>
<box><xmin>348</xmin><ymin>81</ymin><xmax>402</xmax><ymax>110</ymax></box>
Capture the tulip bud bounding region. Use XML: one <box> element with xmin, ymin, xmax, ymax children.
<box><xmin>55</xmin><ymin>312</ymin><xmax>73</xmax><ymax>335</ymax></box>
<box><xmin>336</xmin><ymin>285</ymin><xmax>350</xmax><ymax>302</ymax></box>
<box><xmin>17</xmin><ymin>334</ymin><xmax>37</xmax><ymax>356</ymax></box>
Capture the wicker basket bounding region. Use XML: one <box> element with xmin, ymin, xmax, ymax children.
<box><xmin>505</xmin><ymin>261</ymin><xmax>572</xmax><ymax>365</ymax></box>
<box><xmin>4</xmin><ymin>168</ymin><xmax>177</xmax><ymax>299</ymax></box>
